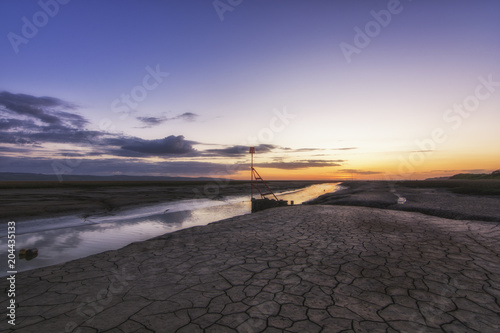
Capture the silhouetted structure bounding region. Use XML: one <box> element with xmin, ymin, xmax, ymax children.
<box><xmin>249</xmin><ymin>147</ymin><xmax>287</xmax><ymax>212</ymax></box>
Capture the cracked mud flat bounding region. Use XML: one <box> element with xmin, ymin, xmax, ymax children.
<box><xmin>1</xmin><ymin>205</ymin><xmax>500</xmax><ymax>332</ymax></box>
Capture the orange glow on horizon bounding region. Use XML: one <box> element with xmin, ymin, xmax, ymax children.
<box><xmin>228</xmin><ymin>156</ymin><xmax>499</xmax><ymax>181</ymax></box>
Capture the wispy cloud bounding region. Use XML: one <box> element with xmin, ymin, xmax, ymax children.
<box><xmin>0</xmin><ymin>91</ymin><xmax>94</xmax><ymax>145</ymax></box>
<box><xmin>280</xmin><ymin>147</ymin><xmax>357</xmax><ymax>153</ymax></box>
<box><xmin>136</xmin><ymin>112</ymin><xmax>199</xmax><ymax>128</ymax></box>
<box><xmin>332</xmin><ymin>147</ymin><xmax>358</xmax><ymax>151</ymax></box>
<box><xmin>430</xmin><ymin>169</ymin><xmax>489</xmax><ymax>174</ymax></box>
<box><xmin>0</xmin><ymin>91</ymin><xmax>84</xmax><ymax>128</ymax></box>
<box><xmin>251</xmin><ymin>159</ymin><xmax>343</xmax><ymax>170</ymax></box>
<box><xmin>136</xmin><ymin>116</ymin><xmax>169</xmax><ymax>127</ymax></box>
<box><xmin>340</xmin><ymin>168</ymin><xmax>381</xmax><ymax>175</ymax></box>
<box><xmin>290</xmin><ymin>148</ymin><xmax>324</xmax><ymax>152</ymax></box>
<box><xmin>176</xmin><ymin>112</ymin><xmax>198</xmax><ymax>122</ymax></box>
<box><xmin>205</xmin><ymin>144</ymin><xmax>277</xmax><ymax>157</ymax></box>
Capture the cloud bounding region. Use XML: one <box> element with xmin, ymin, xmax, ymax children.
<box><xmin>285</xmin><ymin>148</ymin><xmax>321</xmax><ymax>152</ymax></box>
<box><xmin>430</xmin><ymin>169</ymin><xmax>489</xmax><ymax>174</ymax></box>
<box><xmin>0</xmin><ymin>91</ymin><xmax>85</xmax><ymax>128</ymax></box>
<box><xmin>30</xmin><ymin>130</ymin><xmax>103</xmax><ymax>144</ymax></box>
<box><xmin>136</xmin><ymin>116</ymin><xmax>168</xmax><ymax>127</ymax></box>
<box><xmin>0</xmin><ymin>132</ymin><xmax>36</xmax><ymax>144</ymax></box>
<box><xmin>0</xmin><ymin>155</ymin><xmax>233</xmax><ymax>177</ymax></box>
<box><xmin>332</xmin><ymin>147</ymin><xmax>358</xmax><ymax>151</ymax></box>
<box><xmin>252</xmin><ymin>159</ymin><xmax>343</xmax><ymax>170</ymax></box>
<box><xmin>118</xmin><ymin>135</ymin><xmax>197</xmax><ymax>155</ymax></box>
<box><xmin>1</xmin><ymin>91</ymin><xmax>348</xmax><ymax>177</ymax></box>
<box><xmin>0</xmin><ymin>146</ymin><xmax>34</xmax><ymax>153</ymax></box>
<box><xmin>0</xmin><ymin>91</ymin><xmax>201</xmax><ymax>158</ymax></box>
<box><xmin>136</xmin><ymin>112</ymin><xmax>199</xmax><ymax>127</ymax></box>
<box><xmin>0</xmin><ymin>91</ymin><xmax>94</xmax><ymax>145</ymax></box>
<box><xmin>0</xmin><ymin>118</ymin><xmax>37</xmax><ymax>131</ymax></box>
<box><xmin>458</xmin><ymin>169</ymin><xmax>489</xmax><ymax>173</ymax></box>
<box><xmin>282</xmin><ymin>147</ymin><xmax>357</xmax><ymax>152</ymax></box>
<box><xmin>206</xmin><ymin>145</ymin><xmax>248</xmax><ymax>156</ymax></box>
<box><xmin>176</xmin><ymin>112</ymin><xmax>198</xmax><ymax>122</ymax></box>
<box><xmin>340</xmin><ymin>169</ymin><xmax>381</xmax><ymax>175</ymax></box>
<box><xmin>100</xmin><ymin>134</ymin><xmax>200</xmax><ymax>157</ymax></box>
<box><xmin>206</xmin><ymin>144</ymin><xmax>277</xmax><ymax>157</ymax></box>
<box><xmin>281</xmin><ymin>147</ymin><xmax>321</xmax><ymax>152</ymax></box>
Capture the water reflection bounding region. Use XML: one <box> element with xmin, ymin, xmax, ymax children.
<box><xmin>276</xmin><ymin>183</ymin><xmax>339</xmax><ymax>204</ymax></box>
<box><xmin>0</xmin><ymin>183</ymin><xmax>339</xmax><ymax>275</ymax></box>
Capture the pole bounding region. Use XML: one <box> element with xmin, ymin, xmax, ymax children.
<box><xmin>249</xmin><ymin>147</ymin><xmax>255</xmax><ymax>199</ymax></box>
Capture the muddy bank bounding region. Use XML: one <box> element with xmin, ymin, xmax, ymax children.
<box><xmin>306</xmin><ymin>181</ymin><xmax>500</xmax><ymax>222</ymax></box>
<box><xmin>0</xmin><ymin>181</ymin><xmax>318</xmax><ymax>221</ymax></box>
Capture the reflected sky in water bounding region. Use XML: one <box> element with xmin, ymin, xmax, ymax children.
<box><xmin>0</xmin><ymin>183</ymin><xmax>339</xmax><ymax>275</ymax></box>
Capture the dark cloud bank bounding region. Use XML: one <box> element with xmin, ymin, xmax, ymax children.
<box><xmin>0</xmin><ymin>91</ymin><xmax>196</xmax><ymax>153</ymax></box>
<box><xmin>0</xmin><ymin>91</ymin><xmax>343</xmax><ymax>177</ymax></box>
<box><xmin>0</xmin><ymin>92</ymin><xmax>212</xmax><ymax>176</ymax></box>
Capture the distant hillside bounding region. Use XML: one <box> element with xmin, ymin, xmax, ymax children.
<box><xmin>0</xmin><ymin>172</ymin><xmax>223</xmax><ymax>182</ymax></box>
<box><xmin>425</xmin><ymin>176</ymin><xmax>451</xmax><ymax>181</ymax></box>
<box><xmin>450</xmin><ymin>170</ymin><xmax>500</xmax><ymax>180</ymax></box>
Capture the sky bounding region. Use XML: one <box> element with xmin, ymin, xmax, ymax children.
<box><xmin>0</xmin><ymin>0</ymin><xmax>499</xmax><ymax>181</ymax></box>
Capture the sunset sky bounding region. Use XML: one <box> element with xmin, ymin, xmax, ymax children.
<box><xmin>1</xmin><ymin>0</ymin><xmax>499</xmax><ymax>180</ymax></box>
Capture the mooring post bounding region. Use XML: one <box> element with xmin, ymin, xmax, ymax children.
<box><xmin>249</xmin><ymin>147</ymin><xmax>255</xmax><ymax>200</ymax></box>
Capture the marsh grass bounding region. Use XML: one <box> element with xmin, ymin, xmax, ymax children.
<box><xmin>0</xmin><ymin>180</ymin><xmax>248</xmax><ymax>189</ymax></box>
<box><xmin>0</xmin><ymin>180</ymin><xmax>321</xmax><ymax>190</ymax></box>
<box><xmin>398</xmin><ymin>179</ymin><xmax>500</xmax><ymax>196</ymax></box>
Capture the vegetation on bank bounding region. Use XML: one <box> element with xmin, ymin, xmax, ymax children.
<box><xmin>398</xmin><ymin>179</ymin><xmax>500</xmax><ymax>196</ymax></box>
<box><xmin>449</xmin><ymin>170</ymin><xmax>500</xmax><ymax>180</ymax></box>
<box><xmin>0</xmin><ymin>180</ymin><xmax>243</xmax><ymax>189</ymax></box>
<box><xmin>0</xmin><ymin>180</ymin><xmax>322</xmax><ymax>190</ymax></box>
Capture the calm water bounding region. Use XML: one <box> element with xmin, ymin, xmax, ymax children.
<box><xmin>0</xmin><ymin>183</ymin><xmax>339</xmax><ymax>275</ymax></box>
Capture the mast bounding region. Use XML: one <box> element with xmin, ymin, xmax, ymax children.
<box><xmin>249</xmin><ymin>146</ymin><xmax>255</xmax><ymax>199</ymax></box>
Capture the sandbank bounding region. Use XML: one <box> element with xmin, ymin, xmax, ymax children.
<box><xmin>307</xmin><ymin>180</ymin><xmax>500</xmax><ymax>222</ymax></box>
